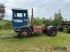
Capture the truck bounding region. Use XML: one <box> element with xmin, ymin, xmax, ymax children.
<box><xmin>57</xmin><ymin>21</ymin><xmax>70</xmax><ymax>33</ymax></box>
<box><xmin>12</xmin><ymin>8</ymin><xmax>57</xmax><ymax>38</ymax></box>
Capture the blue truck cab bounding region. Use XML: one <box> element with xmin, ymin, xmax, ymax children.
<box><xmin>12</xmin><ymin>9</ymin><xmax>29</xmax><ymax>32</ymax></box>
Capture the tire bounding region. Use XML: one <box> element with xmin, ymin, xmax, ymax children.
<box><xmin>67</xmin><ymin>27</ymin><xmax>70</xmax><ymax>33</ymax></box>
<box><xmin>18</xmin><ymin>28</ymin><xmax>31</xmax><ymax>38</ymax></box>
<box><xmin>47</xmin><ymin>27</ymin><xmax>57</xmax><ymax>36</ymax></box>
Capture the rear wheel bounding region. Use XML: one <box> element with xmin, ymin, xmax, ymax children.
<box><xmin>18</xmin><ymin>29</ymin><xmax>31</xmax><ymax>38</ymax></box>
<box><xmin>47</xmin><ymin>27</ymin><xmax>57</xmax><ymax>36</ymax></box>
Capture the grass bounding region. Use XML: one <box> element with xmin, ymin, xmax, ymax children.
<box><xmin>0</xmin><ymin>29</ymin><xmax>70</xmax><ymax>52</ymax></box>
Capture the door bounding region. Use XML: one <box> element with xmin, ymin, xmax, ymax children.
<box><xmin>12</xmin><ymin>11</ymin><xmax>28</xmax><ymax>31</ymax></box>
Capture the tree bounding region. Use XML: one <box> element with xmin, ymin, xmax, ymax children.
<box><xmin>0</xmin><ymin>3</ymin><xmax>5</xmax><ymax>20</ymax></box>
<box><xmin>34</xmin><ymin>17</ymin><xmax>43</xmax><ymax>26</ymax></box>
<box><xmin>43</xmin><ymin>18</ymin><xmax>52</xmax><ymax>25</ymax></box>
<box><xmin>53</xmin><ymin>9</ymin><xmax>63</xmax><ymax>26</ymax></box>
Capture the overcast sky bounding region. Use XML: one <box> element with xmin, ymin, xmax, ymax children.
<box><xmin>0</xmin><ymin>0</ymin><xmax>70</xmax><ymax>20</ymax></box>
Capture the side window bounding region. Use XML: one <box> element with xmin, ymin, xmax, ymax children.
<box><xmin>14</xmin><ymin>13</ymin><xmax>27</xmax><ymax>18</ymax></box>
<box><xmin>23</xmin><ymin>13</ymin><xmax>26</xmax><ymax>17</ymax></box>
<box><xmin>17</xmin><ymin>13</ymin><xmax>22</xmax><ymax>17</ymax></box>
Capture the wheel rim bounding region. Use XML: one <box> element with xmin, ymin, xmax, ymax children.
<box><xmin>21</xmin><ymin>31</ymin><xmax>28</xmax><ymax>36</ymax></box>
<box><xmin>52</xmin><ymin>31</ymin><xmax>56</xmax><ymax>35</ymax></box>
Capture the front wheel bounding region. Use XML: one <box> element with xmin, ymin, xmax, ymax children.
<box><xmin>18</xmin><ymin>29</ymin><xmax>31</xmax><ymax>38</ymax></box>
<box><xmin>47</xmin><ymin>27</ymin><xmax>57</xmax><ymax>36</ymax></box>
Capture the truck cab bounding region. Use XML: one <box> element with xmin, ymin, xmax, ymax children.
<box><xmin>12</xmin><ymin>9</ymin><xmax>28</xmax><ymax>32</ymax></box>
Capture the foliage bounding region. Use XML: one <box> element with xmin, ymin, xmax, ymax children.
<box><xmin>33</xmin><ymin>10</ymin><xmax>63</xmax><ymax>26</ymax></box>
<box><xmin>33</xmin><ymin>17</ymin><xmax>43</xmax><ymax>26</ymax></box>
<box><xmin>0</xmin><ymin>3</ymin><xmax>5</xmax><ymax>20</ymax></box>
<box><xmin>43</xmin><ymin>18</ymin><xmax>53</xmax><ymax>25</ymax></box>
<box><xmin>53</xmin><ymin>10</ymin><xmax>63</xmax><ymax>26</ymax></box>
<box><xmin>0</xmin><ymin>20</ymin><xmax>12</xmax><ymax>29</ymax></box>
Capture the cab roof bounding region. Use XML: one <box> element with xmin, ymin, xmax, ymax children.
<box><xmin>12</xmin><ymin>8</ymin><xmax>28</xmax><ymax>13</ymax></box>
<box><xmin>12</xmin><ymin>8</ymin><xmax>28</xmax><ymax>10</ymax></box>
